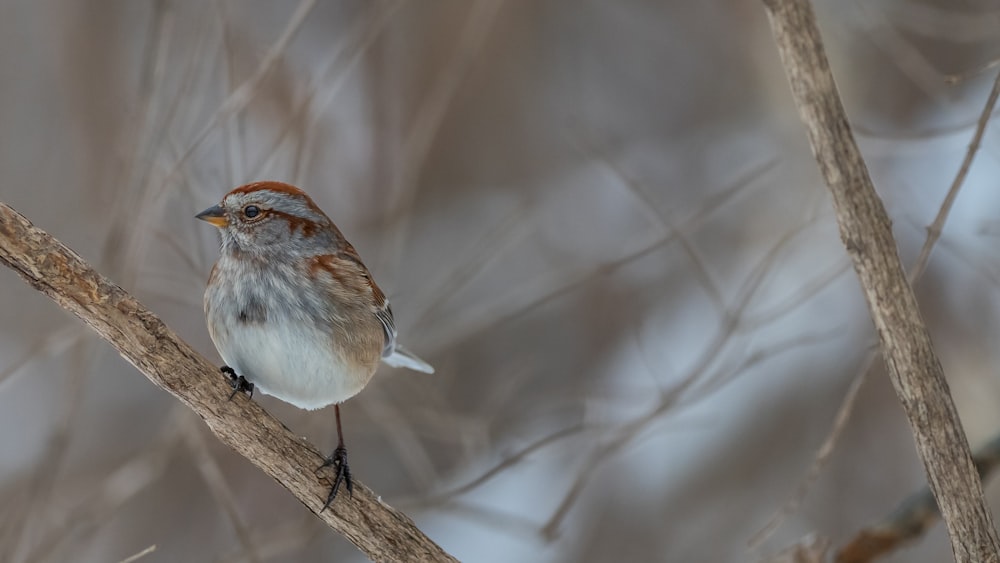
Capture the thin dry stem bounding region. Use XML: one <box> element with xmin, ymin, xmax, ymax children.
<box><xmin>911</xmin><ymin>69</ymin><xmax>1000</xmax><ymax>282</ymax></box>
<box><xmin>579</xmin><ymin>134</ymin><xmax>727</xmax><ymax>311</ymax></box>
<box><xmin>749</xmin><ymin>348</ymin><xmax>876</xmax><ymax>548</ymax></box>
<box><xmin>117</xmin><ymin>545</ymin><xmax>157</xmax><ymax>563</ymax></box>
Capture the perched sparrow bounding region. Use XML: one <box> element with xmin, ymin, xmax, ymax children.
<box><xmin>198</xmin><ymin>181</ymin><xmax>433</xmax><ymax>507</ymax></box>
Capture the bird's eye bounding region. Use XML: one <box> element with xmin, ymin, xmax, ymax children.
<box><xmin>243</xmin><ymin>205</ymin><xmax>261</xmax><ymax>218</ymax></box>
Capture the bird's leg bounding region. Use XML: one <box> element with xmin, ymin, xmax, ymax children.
<box><xmin>318</xmin><ymin>404</ymin><xmax>353</xmax><ymax>510</ymax></box>
<box><xmin>220</xmin><ymin>365</ymin><xmax>254</xmax><ymax>400</ymax></box>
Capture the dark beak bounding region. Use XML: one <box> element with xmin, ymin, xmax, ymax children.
<box><xmin>196</xmin><ymin>204</ymin><xmax>228</xmax><ymax>228</ymax></box>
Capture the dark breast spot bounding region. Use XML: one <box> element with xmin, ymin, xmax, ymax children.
<box><xmin>237</xmin><ymin>297</ymin><xmax>268</xmax><ymax>324</ymax></box>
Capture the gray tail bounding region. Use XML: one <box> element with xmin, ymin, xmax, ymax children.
<box><xmin>383</xmin><ymin>345</ymin><xmax>435</xmax><ymax>374</ymax></box>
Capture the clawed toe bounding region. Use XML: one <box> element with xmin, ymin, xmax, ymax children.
<box><xmin>318</xmin><ymin>445</ymin><xmax>353</xmax><ymax>510</ymax></box>
<box><xmin>220</xmin><ymin>366</ymin><xmax>254</xmax><ymax>400</ymax></box>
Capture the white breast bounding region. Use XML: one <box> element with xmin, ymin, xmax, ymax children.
<box><xmin>212</xmin><ymin>317</ymin><xmax>369</xmax><ymax>410</ymax></box>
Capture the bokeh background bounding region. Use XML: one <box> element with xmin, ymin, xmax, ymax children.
<box><xmin>2</xmin><ymin>1</ymin><xmax>1000</xmax><ymax>561</ymax></box>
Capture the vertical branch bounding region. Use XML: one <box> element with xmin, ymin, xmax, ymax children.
<box><xmin>760</xmin><ymin>0</ymin><xmax>1000</xmax><ymax>561</ymax></box>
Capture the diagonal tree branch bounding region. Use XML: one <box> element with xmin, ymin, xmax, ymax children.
<box><xmin>0</xmin><ymin>202</ymin><xmax>457</xmax><ymax>563</ymax></box>
<box><xmin>761</xmin><ymin>0</ymin><xmax>1000</xmax><ymax>561</ymax></box>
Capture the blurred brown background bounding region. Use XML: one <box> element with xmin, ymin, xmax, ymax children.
<box><xmin>2</xmin><ymin>1</ymin><xmax>1000</xmax><ymax>561</ymax></box>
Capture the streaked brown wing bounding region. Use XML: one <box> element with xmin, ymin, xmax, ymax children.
<box><xmin>335</xmin><ymin>243</ymin><xmax>397</xmax><ymax>356</ymax></box>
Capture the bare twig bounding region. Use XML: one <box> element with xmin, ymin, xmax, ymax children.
<box><xmin>753</xmin><ymin>68</ymin><xmax>1000</xmax><ymax>550</ymax></box>
<box><xmin>911</xmin><ymin>69</ymin><xmax>1000</xmax><ymax>281</ymax></box>
<box><xmin>0</xmin><ymin>202</ymin><xmax>457</xmax><ymax>563</ymax></box>
<box><xmin>749</xmin><ymin>347</ymin><xmax>876</xmax><ymax>548</ymax></box>
<box><xmin>761</xmin><ymin>0</ymin><xmax>1000</xmax><ymax>561</ymax></box>
<box><xmin>420</xmin><ymin>424</ymin><xmax>586</xmax><ymax>506</ymax></box>
<box><xmin>118</xmin><ymin>545</ymin><xmax>157</xmax><ymax>563</ymax></box>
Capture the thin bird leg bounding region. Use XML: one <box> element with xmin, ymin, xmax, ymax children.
<box><xmin>220</xmin><ymin>365</ymin><xmax>254</xmax><ymax>400</ymax></box>
<box><xmin>319</xmin><ymin>404</ymin><xmax>353</xmax><ymax>510</ymax></box>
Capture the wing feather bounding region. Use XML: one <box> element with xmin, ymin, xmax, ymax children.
<box><xmin>333</xmin><ymin>244</ymin><xmax>397</xmax><ymax>357</ymax></box>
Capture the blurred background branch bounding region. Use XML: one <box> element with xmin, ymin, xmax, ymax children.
<box><xmin>836</xmin><ymin>433</ymin><xmax>1000</xmax><ymax>563</ymax></box>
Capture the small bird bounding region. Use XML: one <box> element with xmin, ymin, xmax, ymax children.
<box><xmin>197</xmin><ymin>181</ymin><xmax>433</xmax><ymax>508</ymax></box>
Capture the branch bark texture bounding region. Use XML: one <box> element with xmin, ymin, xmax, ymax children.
<box><xmin>761</xmin><ymin>0</ymin><xmax>1000</xmax><ymax>561</ymax></box>
<box><xmin>0</xmin><ymin>202</ymin><xmax>457</xmax><ymax>563</ymax></box>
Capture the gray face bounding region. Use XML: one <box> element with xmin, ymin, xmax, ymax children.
<box><xmin>217</xmin><ymin>189</ymin><xmax>337</xmax><ymax>256</ymax></box>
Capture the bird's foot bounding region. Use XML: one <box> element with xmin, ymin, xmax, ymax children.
<box><xmin>317</xmin><ymin>445</ymin><xmax>353</xmax><ymax>511</ymax></box>
<box><xmin>220</xmin><ymin>366</ymin><xmax>254</xmax><ymax>400</ymax></box>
